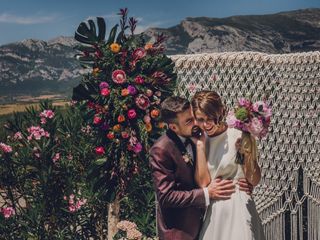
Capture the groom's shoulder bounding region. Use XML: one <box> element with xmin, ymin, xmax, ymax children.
<box><xmin>150</xmin><ymin>133</ymin><xmax>174</xmax><ymax>151</ymax></box>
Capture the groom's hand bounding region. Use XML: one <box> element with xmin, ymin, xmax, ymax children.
<box><xmin>207</xmin><ymin>178</ymin><xmax>236</xmax><ymax>200</ymax></box>
<box><xmin>238</xmin><ymin>178</ymin><xmax>253</xmax><ymax>195</ymax></box>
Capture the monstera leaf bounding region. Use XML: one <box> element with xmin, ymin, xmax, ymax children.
<box><xmin>75</xmin><ymin>17</ymin><xmax>106</xmax><ymax>45</ymax></box>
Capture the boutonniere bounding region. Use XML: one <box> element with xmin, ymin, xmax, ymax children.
<box><xmin>182</xmin><ymin>152</ymin><xmax>193</xmax><ymax>166</ymax></box>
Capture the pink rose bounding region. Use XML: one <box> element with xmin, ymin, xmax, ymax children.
<box><xmin>128</xmin><ymin>109</ymin><xmax>137</xmax><ymax>119</ymax></box>
<box><xmin>99</xmin><ymin>82</ymin><xmax>109</xmax><ymax>89</ymax></box>
<box><xmin>135</xmin><ymin>94</ymin><xmax>150</xmax><ymax>110</ymax></box>
<box><xmin>101</xmin><ymin>88</ymin><xmax>110</xmax><ymax>96</ymax></box>
<box><xmin>95</xmin><ymin>146</ymin><xmax>105</xmax><ymax>155</ymax></box>
<box><xmin>226</xmin><ymin>111</ymin><xmax>240</xmax><ymax>128</ymax></box>
<box><xmin>93</xmin><ymin>116</ymin><xmax>103</xmax><ymax>125</ymax></box>
<box><xmin>112</xmin><ymin>70</ymin><xmax>126</xmax><ymax>84</ymax></box>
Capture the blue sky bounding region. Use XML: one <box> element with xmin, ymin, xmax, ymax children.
<box><xmin>0</xmin><ymin>0</ymin><xmax>319</xmax><ymax>46</ymax></box>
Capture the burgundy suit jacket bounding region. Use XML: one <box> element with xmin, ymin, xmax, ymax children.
<box><xmin>149</xmin><ymin>131</ymin><xmax>206</xmax><ymax>240</ymax></box>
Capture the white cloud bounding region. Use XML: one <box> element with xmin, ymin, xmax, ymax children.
<box><xmin>0</xmin><ymin>13</ymin><xmax>56</xmax><ymax>25</ymax></box>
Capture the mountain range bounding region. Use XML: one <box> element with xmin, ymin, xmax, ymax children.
<box><xmin>0</xmin><ymin>8</ymin><xmax>319</xmax><ymax>103</ymax></box>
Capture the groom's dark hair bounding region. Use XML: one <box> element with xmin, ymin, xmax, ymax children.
<box><xmin>161</xmin><ymin>96</ymin><xmax>190</xmax><ymax>124</ymax></box>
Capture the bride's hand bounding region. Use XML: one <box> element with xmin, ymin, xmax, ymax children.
<box><xmin>207</xmin><ymin>178</ymin><xmax>236</xmax><ymax>200</ymax></box>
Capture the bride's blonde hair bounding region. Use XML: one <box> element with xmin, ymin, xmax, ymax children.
<box><xmin>191</xmin><ymin>90</ymin><xmax>226</xmax><ymax>123</ymax></box>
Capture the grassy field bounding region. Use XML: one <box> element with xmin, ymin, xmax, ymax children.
<box><xmin>0</xmin><ymin>100</ymin><xmax>69</xmax><ymax>116</ymax></box>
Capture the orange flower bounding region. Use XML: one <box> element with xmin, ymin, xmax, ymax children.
<box><xmin>92</xmin><ymin>67</ymin><xmax>100</xmax><ymax>76</ymax></box>
<box><xmin>121</xmin><ymin>88</ymin><xmax>129</xmax><ymax>96</ymax></box>
<box><xmin>146</xmin><ymin>123</ymin><xmax>152</xmax><ymax>132</ymax></box>
<box><xmin>150</xmin><ymin>109</ymin><xmax>160</xmax><ymax>118</ymax></box>
<box><xmin>113</xmin><ymin>124</ymin><xmax>121</xmax><ymax>132</ymax></box>
<box><xmin>145</xmin><ymin>43</ymin><xmax>153</xmax><ymax>50</ymax></box>
<box><xmin>106</xmin><ymin>132</ymin><xmax>115</xmax><ymax>139</ymax></box>
<box><xmin>110</xmin><ymin>43</ymin><xmax>121</xmax><ymax>53</ymax></box>
<box><xmin>118</xmin><ymin>115</ymin><xmax>125</xmax><ymax>123</ymax></box>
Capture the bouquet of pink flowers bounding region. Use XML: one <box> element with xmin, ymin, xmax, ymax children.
<box><xmin>226</xmin><ymin>98</ymin><xmax>272</xmax><ymax>139</ymax></box>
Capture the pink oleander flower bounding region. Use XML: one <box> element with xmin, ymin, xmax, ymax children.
<box><xmin>69</xmin><ymin>205</ymin><xmax>76</xmax><ymax>212</ymax></box>
<box><xmin>14</xmin><ymin>132</ymin><xmax>23</xmax><ymax>140</ymax></box>
<box><xmin>1</xmin><ymin>207</ymin><xmax>15</xmax><ymax>218</ymax></box>
<box><xmin>40</xmin><ymin>110</ymin><xmax>55</xmax><ymax>119</ymax></box>
<box><xmin>0</xmin><ymin>143</ymin><xmax>13</xmax><ymax>153</ymax></box>
<box><xmin>112</xmin><ymin>70</ymin><xmax>127</xmax><ymax>84</ymax></box>
<box><xmin>27</xmin><ymin>126</ymin><xmax>50</xmax><ymax>140</ymax></box>
<box><xmin>99</xmin><ymin>81</ymin><xmax>109</xmax><ymax>89</ymax></box>
<box><xmin>52</xmin><ymin>153</ymin><xmax>60</xmax><ymax>163</ymax></box>
<box><xmin>40</xmin><ymin>118</ymin><xmax>47</xmax><ymax>124</ymax></box>
<box><xmin>132</xmin><ymin>48</ymin><xmax>146</xmax><ymax>60</ymax></box>
<box><xmin>134</xmin><ymin>75</ymin><xmax>144</xmax><ymax>84</ymax></box>
<box><xmin>127</xmin><ymin>109</ymin><xmax>137</xmax><ymax>119</ymax></box>
<box><xmin>135</xmin><ymin>94</ymin><xmax>150</xmax><ymax>110</ymax></box>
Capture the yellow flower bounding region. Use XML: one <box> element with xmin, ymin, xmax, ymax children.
<box><xmin>110</xmin><ymin>43</ymin><xmax>121</xmax><ymax>53</ymax></box>
<box><xmin>118</xmin><ymin>115</ymin><xmax>125</xmax><ymax>123</ymax></box>
<box><xmin>146</xmin><ymin>123</ymin><xmax>152</xmax><ymax>132</ymax></box>
<box><xmin>92</xmin><ymin>67</ymin><xmax>100</xmax><ymax>76</ymax></box>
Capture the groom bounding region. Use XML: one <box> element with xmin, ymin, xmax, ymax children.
<box><xmin>149</xmin><ymin>96</ymin><xmax>248</xmax><ymax>240</ymax></box>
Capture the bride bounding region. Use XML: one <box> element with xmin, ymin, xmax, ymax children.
<box><xmin>191</xmin><ymin>90</ymin><xmax>266</xmax><ymax>240</ymax></box>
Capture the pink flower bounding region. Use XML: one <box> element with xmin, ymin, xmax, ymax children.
<box><xmin>132</xmin><ymin>48</ymin><xmax>146</xmax><ymax>60</ymax></box>
<box><xmin>226</xmin><ymin>111</ymin><xmax>240</xmax><ymax>128</ymax></box>
<box><xmin>40</xmin><ymin>110</ymin><xmax>55</xmax><ymax>119</ymax></box>
<box><xmin>127</xmin><ymin>85</ymin><xmax>137</xmax><ymax>95</ymax></box>
<box><xmin>133</xmin><ymin>142</ymin><xmax>142</xmax><ymax>153</ymax></box>
<box><xmin>95</xmin><ymin>146</ymin><xmax>105</xmax><ymax>155</ymax></box>
<box><xmin>135</xmin><ymin>94</ymin><xmax>150</xmax><ymax>110</ymax></box>
<box><xmin>0</xmin><ymin>143</ymin><xmax>13</xmax><ymax>153</ymax></box>
<box><xmin>238</xmin><ymin>98</ymin><xmax>251</xmax><ymax>108</ymax></box>
<box><xmin>146</xmin><ymin>89</ymin><xmax>153</xmax><ymax>97</ymax></box>
<box><xmin>247</xmin><ymin>117</ymin><xmax>264</xmax><ymax>138</ymax></box>
<box><xmin>127</xmin><ymin>109</ymin><xmax>137</xmax><ymax>119</ymax></box>
<box><xmin>143</xmin><ymin>115</ymin><xmax>151</xmax><ymax>124</ymax></box>
<box><xmin>69</xmin><ymin>205</ymin><xmax>76</xmax><ymax>212</ymax></box>
<box><xmin>40</xmin><ymin>118</ymin><xmax>47</xmax><ymax>124</ymax></box>
<box><xmin>27</xmin><ymin>126</ymin><xmax>50</xmax><ymax>140</ymax></box>
<box><xmin>101</xmin><ymin>88</ymin><xmax>111</xmax><ymax>96</ymax></box>
<box><xmin>99</xmin><ymin>81</ymin><xmax>109</xmax><ymax>89</ymax></box>
<box><xmin>1</xmin><ymin>207</ymin><xmax>15</xmax><ymax>218</ymax></box>
<box><xmin>93</xmin><ymin>116</ymin><xmax>103</xmax><ymax>125</ymax></box>
<box><xmin>14</xmin><ymin>132</ymin><xmax>23</xmax><ymax>140</ymax></box>
<box><xmin>252</xmin><ymin>101</ymin><xmax>272</xmax><ymax>118</ymax></box>
<box><xmin>112</xmin><ymin>70</ymin><xmax>127</xmax><ymax>84</ymax></box>
<box><xmin>134</xmin><ymin>76</ymin><xmax>145</xmax><ymax>84</ymax></box>
<box><xmin>121</xmin><ymin>132</ymin><xmax>129</xmax><ymax>139</ymax></box>
<box><xmin>52</xmin><ymin>153</ymin><xmax>60</xmax><ymax>163</ymax></box>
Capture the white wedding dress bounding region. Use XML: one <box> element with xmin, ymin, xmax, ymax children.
<box><xmin>199</xmin><ymin>128</ymin><xmax>266</xmax><ymax>240</ymax></box>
